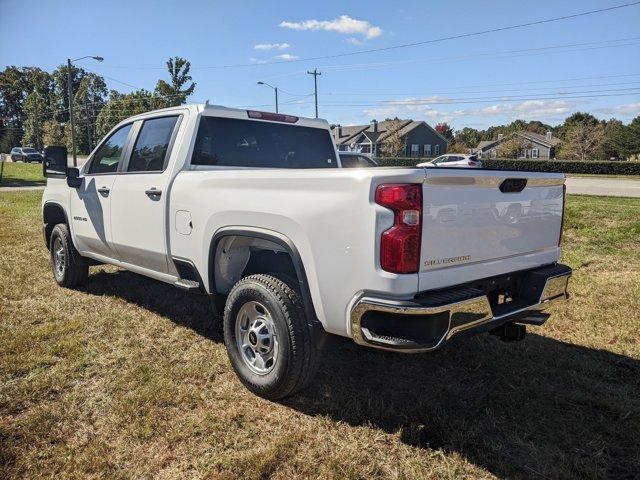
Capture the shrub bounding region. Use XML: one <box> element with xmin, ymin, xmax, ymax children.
<box><xmin>375</xmin><ymin>157</ymin><xmax>640</xmax><ymax>175</ymax></box>
<box><xmin>481</xmin><ymin>159</ymin><xmax>640</xmax><ymax>175</ymax></box>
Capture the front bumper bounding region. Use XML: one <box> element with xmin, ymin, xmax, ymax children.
<box><xmin>350</xmin><ymin>263</ymin><xmax>571</xmax><ymax>353</ymax></box>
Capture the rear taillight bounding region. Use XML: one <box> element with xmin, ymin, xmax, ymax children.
<box><xmin>375</xmin><ymin>184</ymin><xmax>422</xmax><ymax>274</ymax></box>
<box><xmin>246</xmin><ymin>110</ymin><xmax>299</xmax><ymax>123</ymax></box>
<box><xmin>559</xmin><ymin>184</ymin><xmax>566</xmax><ymax>246</ymax></box>
<box><xmin>468</xmin><ymin>161</ymin><xmax>477</xmax><ymax>166</ymax></box>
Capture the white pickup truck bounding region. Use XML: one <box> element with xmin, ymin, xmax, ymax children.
<box><xmin>42</xmin><ymin>104</ymin><xmax>571</xmax><ymax>399</ymax></box>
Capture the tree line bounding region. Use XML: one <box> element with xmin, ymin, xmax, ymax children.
<box><xmin>0</xmin><ymin>57</ymin><xmax>195</xmax><ymax>154</ymax></box>
<box><xmin>436</xmin><ymin>113</ymin><xmax>640</xmax><ymax>161</ymax></box>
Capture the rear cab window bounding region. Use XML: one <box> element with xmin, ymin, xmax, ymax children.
<box><xmin>191</xmin><ymin>116</ymin><xmax>337</xmax><ymax>168</ymax></box>
<box><xmin>128</xmin><ymin>116</ymin><xmax>179</xmax><ymax>172</ymax></box>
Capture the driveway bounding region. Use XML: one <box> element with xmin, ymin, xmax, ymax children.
<box><xmin>565</xmin><ymin>177</ymin><xmax>640</xmax><ymax>198</ymax></box>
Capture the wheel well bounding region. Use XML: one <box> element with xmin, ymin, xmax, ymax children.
<box><xmin>212</xmin><ymin>235</ymin><xmax>296</xmax><ymax>294</ymax></box>
<box><xmin>43</xmin><ymin>203</ymin><xmax>67</xmax><ymax>250</ymax></box>
<box><xmin>209</xmin><ymin>231</ymin><xmax>319</xmax><ymax>323</ymax></box>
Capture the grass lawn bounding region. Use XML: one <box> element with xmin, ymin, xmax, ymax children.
<box><xmin>1</xmin><ymin>192</ymin><xmax>639</xmax><ymax>479</ymax></box>
<box><xmin>0</xmin><ymin>162</ymin><xmax>45</xmax><ymax>187</ymax></box>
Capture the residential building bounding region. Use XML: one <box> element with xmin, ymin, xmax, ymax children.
<box><xmin>332</xmin><ymin>119</ymin><xmax>448</xmax><ymax>157</ymax></box>
<box><xmin>475</xmin><ymin>131</ymin><xmax>561</xmax><ymax>159</ymax></box>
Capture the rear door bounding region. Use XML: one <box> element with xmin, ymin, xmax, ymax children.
<box><xmin>109</xmin><ymin>114</ymin><xmax>182</xmax><ymax>273</ymax></box>
<box><xmin>418</xmin><ymin>168</ymin><xmax>565</xmax><ymax>290</ymax></box>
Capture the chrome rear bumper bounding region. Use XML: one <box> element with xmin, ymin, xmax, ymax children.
<box><xmin>350</xmin><ymin>264</ymin><xmax>571</xmax><ymax>353</ymax></box>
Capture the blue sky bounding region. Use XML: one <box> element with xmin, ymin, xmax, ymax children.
<box><xmin>1</xmin><ymin>0</ymin><xmax>639</xmax><ymax>129</ymax></box>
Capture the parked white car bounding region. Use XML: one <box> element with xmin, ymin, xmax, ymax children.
<box><xmin>418</xmin><ymin>154</ymin><xmax>482</xmax><ymax>168</ymax></box>
<box><xmin>41</xmin><ymin>104</ymin><xmax>571</xmax><ymax>399</ymax></box>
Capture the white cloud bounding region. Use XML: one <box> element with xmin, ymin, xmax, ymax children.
<box><xmin>467</xmin><ymin>100</ymin><xmax>577</xmax><ymax>118</ymax></box>
<box><xmin>279</xmin><ymin>15</ymin><xmax>382</xmax><ymax>39</ymax></box>
<box><xmin>254</xmin><ymin>42</ymin><xmax>291</xmax><ymax>51</ymax></box>
<box><xmin>362</xmin><ymin>99</ymin><xmax>579</xmax><ymax>127</ymax></box>
<box><xmin>595</xmin><ymin>102</ymin><xmax>640</xmax><ymax>116</ymax></box>
<box><xmin>274</xmin><ymin>54</ymin><xmax>299</xmax><ymax>61</ymax></box>
<box><xmin>346</xmin><ymin>37</ymin><xmax>365</xmax><ymax>46</ymax></box>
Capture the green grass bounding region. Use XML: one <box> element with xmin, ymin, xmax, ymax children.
<box><xmin>0</xmin><ymin>162</ymin><xmax>45</xmax><ymax>187</ymax></box>
<box><xmin>1</xmin><ymin>192</ymin><xmax>639</xmax><ymax>479</ymax></box>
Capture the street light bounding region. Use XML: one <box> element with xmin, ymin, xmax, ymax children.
<box><xmin>257</xmin><ymin>81</ymin><xmax>278</xmax><ymax>113</ymax></box>
<box><xmin>67</xmin><ymin>55</ymin><xmax>103</xmax><ymax>166</ymax></box>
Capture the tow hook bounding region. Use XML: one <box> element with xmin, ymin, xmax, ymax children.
<box><xmin>489</xmin><ymin>322</ymin><xmax>526</xmax><ymax>342</ymax></box>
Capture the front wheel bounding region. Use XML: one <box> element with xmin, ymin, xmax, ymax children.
<box><xmin>50</xmin><ymin>224</ymin><xmax>88</xmax><ymax>288</ymax></box>
<box><xmin>223</xmin><ymin>274</ymin><xmax>320</xmax><ymax>400</ymax></box>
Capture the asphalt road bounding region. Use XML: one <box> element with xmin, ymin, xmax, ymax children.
<box><xmin>565</xmin><ymin>177</ymin><xmax>640</xmax><ymax>198</ymax></box>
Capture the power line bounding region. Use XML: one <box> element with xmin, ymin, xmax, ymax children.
<box><xmin>259</xmin><ymin>37</ymin><xmax>640</xmax><ymax>80</ymax></box>
<box><xmin>323</xmin><ymin>81</ymin><xmax>640</xmax><ymax>97</ymax></box>
<box><xmin>320</xmin><ymin>91</ymin><xmax>640</xmax><ymax>107</ymax></box>
<box><xmin>98</xmin><ymin>2</ymin><xmax>640</xmax><ymax>70</ymax></box>
<box><xmin>317</xmin><ymin>40</ymin><xmax>640</xmax><ymax>74</ymax></box>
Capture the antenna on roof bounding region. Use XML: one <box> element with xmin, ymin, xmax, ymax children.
<box><xmin>204</xmin><ymin>99</ymin><xmax>209</xmax><ymax>107</ymax></box>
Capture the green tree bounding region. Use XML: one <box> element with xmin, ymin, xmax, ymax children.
<box><xmin>95</xmin><ymin>90</ymin><xmax>156</xmax><ymax>138</ymax></box>
<box><xmin>454</xmin><ymin>127</ymin><xmax>481</xmax><ymax>148</ymax></box>
<box><xmin>625</xmin><ymin>116</ymin><xmax>640</xmax><ymax>160</ymax></box>
<box><xmin>42</xmin><ymin>120</ymin><xmax>66</xmax><ymax>146</ymax></box>
<box><xmin>51</xmin><ymin>64</ymin><xmax>87</xmax><ymax>123</ymax></box>
<box><xmin>22</xmin><ymin>92</ymin><xmax>49</xmax><ymax>149</ymax></box>
<box><xmin>0</xmin><ymin>66</ymin><xmax>26</xmax><ymax>152</ymax></box>
<box><xmin>73</xmin><ymin>74</ymin><xmax>108</xmax><ymax>153</ymax></box>
<box><xmin>154</xmin><ymin>57</ymin><xmax>196</xmax><ymax>107</ymax></box>
<box><xmin>601</xmin><ymin>119</ymin><xmax>625</xmax><ymax>160</ymax></box>
<box><xmin>21</xmin><ymin>68</ymin><xmax>53</xmax><ymax>150</ymax></box>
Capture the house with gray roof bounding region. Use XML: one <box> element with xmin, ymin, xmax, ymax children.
<box><xmin>332</xmin><ymin>119</ymin><xmax>448</xmax><ymax>157</ymax></box>
<box><xmin>475</xmin><ymin>131</ymin><xmax>561</xmax><ymax>159</ymax></box>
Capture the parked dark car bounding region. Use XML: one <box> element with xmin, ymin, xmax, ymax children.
<box><xmin>10</xmin><ymin>147</ymin><xmax>44</xmax><ymax>163</ymax></box>
<box><xmin>339</xmin><ymin>152</ymin><xmax>378</xmax><ymax>168</ymax></box>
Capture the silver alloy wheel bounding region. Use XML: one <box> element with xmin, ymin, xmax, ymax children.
<box><xmin>235</xmin><ymin>300</ymin><xmax>279</xmax><ymax>375</ymax></box>
<box><xmin>53</xmin><ymin>236</ymin><xmax>65</xmax><ymax>279</ymax></box>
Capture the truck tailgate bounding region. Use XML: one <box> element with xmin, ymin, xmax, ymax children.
<box><xmin>419</xmin><ymin>168</ymin><xmax>565</xmax><ymax>290</ymax></box>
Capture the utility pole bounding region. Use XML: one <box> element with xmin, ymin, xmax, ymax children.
<box><xmin>307</xmin><ymin>68</ymin><xmax>321</xmax><ymax>118</ymax></box>
<box><xmin>67</xmin><ymin>59</ymin><xmax>77</xmax><ymax>166</ymax></box>
<box><xmin>67</xmin><ymin>55</ymin><xmax>103</xmax><ymax>166</ymax></box>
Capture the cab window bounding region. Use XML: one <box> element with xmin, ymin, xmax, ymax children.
<box><xmin>128</xmin><ymin>116</ymin><xmax>179</xmax><ymax>172</ymax></box>
<box><xmin>88</xmin><ymin>124</ymin><xmax>132</xmax><ymax>174</ymax></box>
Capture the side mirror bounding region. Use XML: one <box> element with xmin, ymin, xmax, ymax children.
<box><xmin>67</xmin><ymin>168</ymin><xmax>83</xmax><ymax>189</ymax></box>
<box><xmin>43</xmin><ymin>146</ymin><xmax>68</xmax><ymax>177</ymax></box>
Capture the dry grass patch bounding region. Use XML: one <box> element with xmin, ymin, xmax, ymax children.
<box><xmin>1</xmin><ymin>191</ymin><xmax>639</xmax><ymax>479</ymax></box>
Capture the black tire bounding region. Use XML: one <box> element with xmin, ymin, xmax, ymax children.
<box><xmin>49</xmin><ymin>223</ymin><xmax>88</xmax><ymax>288</ymax></box>
<box><xmin>223</xmin><ymin>274</ymin><xmax>320</xmax><ymax>400</ymax></box>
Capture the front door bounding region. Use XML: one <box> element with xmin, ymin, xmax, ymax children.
<box><xmin>69</xmin><ymin>123</ymin><xmax>133</xmax><ymax>259</ymax></box>
<box><xmin>109</xmin><ymin>115</ymin><xmax>182</xmax><ymax>273</ymax></box>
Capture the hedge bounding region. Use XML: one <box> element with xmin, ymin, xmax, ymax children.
<box><xmin>375</xmin><ymin>157</ymin><xmax>640</xmax><ymax>175</ymax></box>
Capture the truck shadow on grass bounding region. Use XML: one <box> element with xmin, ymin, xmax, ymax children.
<box><xmin>83</xmin><ymin>269</ymin><xmax>639</xmax><ymax>480</ymax></box>
<box><xmin>287</xmin><ymin>336</ymin><xmax>640</xmax><ymax>479</ymax></box>
<box><xmin>84</xmin><ymin>269</ymin><xmax>223</xmax><ymax>342</ymax></box>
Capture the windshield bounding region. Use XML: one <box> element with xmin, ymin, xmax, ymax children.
<box><xmin>191</xmin><ymin>116</ymin><xmax>337</xmax><ymax>168</ymax></box>
<box><xmin>23</xmin><ymin>148</ymin><xmax>38</xmax><ymax>153</ymax></box>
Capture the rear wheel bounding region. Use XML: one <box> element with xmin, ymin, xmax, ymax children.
<box><xmin>50</xmin><ymin>224</ymin><xmax>88</xmax><ymax>288</ymax></box>
<box><xmin>223</xmin><ymin>274</ymin><xmax>320</xmax><ymax>400</ymax></box>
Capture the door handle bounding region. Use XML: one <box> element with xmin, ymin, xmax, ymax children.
<box><xmin>145</xmin><ymin>188</ymin><xmax>162</xmax><ymax>197</ymax></box>
<box><xmin>98</xmin><ymin>187</ymin><xmax>110</xmax><ymax>195</ymax></box>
